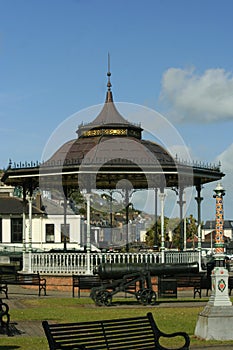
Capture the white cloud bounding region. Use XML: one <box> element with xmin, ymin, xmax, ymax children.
<box><xmin>160</xmin><ymin>67</ymin><xmax>233</xmax><ymax>123</ymax></box>
<box><xmin>216</xmin><ymin>143</ymin><xmax>233</xmax><ymax>172</ymax></box>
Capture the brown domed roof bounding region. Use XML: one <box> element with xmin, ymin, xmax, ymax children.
<box><xmin>46</xmin><ymin>71</ymin><xmax>175</xmax><ymax>177</ymax></box>
<box><xmin>1</xmin><ymin>69</ymin><xmax>225</xmax><ymax>192</ymax></box>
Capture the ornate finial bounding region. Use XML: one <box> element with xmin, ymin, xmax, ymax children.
<box><xmin>105</xmin><ymin>53</ymin><xmax>113</xmax><ymax>103</ymax></box>
<box><xmin>107</xmin><ymin>52</ymin><xmax>112</xmax><ymax>91</ymax></box>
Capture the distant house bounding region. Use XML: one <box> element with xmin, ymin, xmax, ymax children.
<box><xmin>0</xmin><ymin>185</ymin><xmax>84</xmax><ymax>251</ymax></box>
<box><xmin>202</xmin><ymin>220</ymin><xmax>233</xmax><ymax>242</ymax></box>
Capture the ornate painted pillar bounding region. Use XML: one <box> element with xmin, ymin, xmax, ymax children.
<box><xmin>213</xmin><ymin>183</ymin><xmax>225</xmax><ymax>258</ymax></box>
<box><xmin>195</xmin><ymin>182</ymin><xmax>233</xmax><ymax>341</ymax></box>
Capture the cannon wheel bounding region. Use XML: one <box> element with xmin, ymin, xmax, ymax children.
<box><xmin>95</xmin><ymin>290</ymin><xmax>112</xmax><ymax>306</ymax></box>
<box><xmin>139</xmin><ymin>289</ymin><xmax>156</xmax><ymax>305</ymax></box>
<box><xmin>135</xmin><ymin>289</ymin><xmax>143</xmax><ymax>301</ymax></box>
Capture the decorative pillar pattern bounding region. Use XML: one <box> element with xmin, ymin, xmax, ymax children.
<box><xmin>213</xmin><ymin>183</ymin><xmax>225</xmax><ymax>255</ymax></box>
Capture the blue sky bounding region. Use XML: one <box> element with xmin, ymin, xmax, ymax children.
<box><xmin>1</xmin><ymin>0</ymin><xmax>233</xmax><ymax>222</ymax></box>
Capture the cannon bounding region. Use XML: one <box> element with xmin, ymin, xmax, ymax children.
<box><xmin>90</xmin><ymin>262</ymin><xmax>199</xmax><ymax>306</ymax></box>
<box><xmin>94</xmin><ymin>262</ymin><xmax>199</xmax><ymax>280</ymax></box>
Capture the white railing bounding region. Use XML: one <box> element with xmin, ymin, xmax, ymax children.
<box><xmin>30</xmin><ymin>251</ymin><xmax>200</xmax><ymax>275</ymax></box>
<box><xmin>164</xmin><ymin>251</ymin><xmax>199</xmax><ymax>264</ymax></box>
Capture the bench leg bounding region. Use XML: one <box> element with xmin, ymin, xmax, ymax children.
<box><xmin>39</xmin><ymin>285</ymin><xmax>47</xmax><ymax>296</ymax></box>
<box><xmin>0</xmin><ymin>285</ymin><xmax>8</xmax><ymax>299</ymax></box>
<box><xmin>194</xmin><ymin>287</ymin><xmax>201</xmax><ymax>299</ymax></box>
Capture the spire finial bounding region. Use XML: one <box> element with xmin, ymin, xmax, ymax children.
<box><xmin>107</xmin><ymin>52</ymin><xmax>112</xmax><ymax>91</ymax></box>
<box><xmin>105</xmin><ymin>53</ymin><xmax>113</xmax><ymax>102</ymax></box>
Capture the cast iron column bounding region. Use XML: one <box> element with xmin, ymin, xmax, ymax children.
<box><xmin>86</xmin><ymin>193</ymin><xmax>91</xmax><ymax>274</ymax></box>
<box><xmin>177</xmin><ymin>187</ymin><xmax>185</xmax><ymax>251</ymax></box>
<box><xmin>159</xmin><ymin>188</ymin><xmax>166</xmax><ymax>263</ymax></box>
<box><xmin>154</xmin><ymin>188</ymin><xmax>158</xmax><ymax>248</ymax></box>
<box><xmin>195</xmin><ymin>184</ymin><xmax>203</xmax><ymax>268</ymax></box>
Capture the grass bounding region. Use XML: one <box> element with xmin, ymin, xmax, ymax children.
<box><xmin>0</xmin><ymin>296</ymin><xmax>233</xmax><ymax>349</ymax></box>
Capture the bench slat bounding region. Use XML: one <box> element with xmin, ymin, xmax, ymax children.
<box><xmin>42</xmin><ymin>312</ymin><xmax>190</xmax><ymax>350</ymax></box>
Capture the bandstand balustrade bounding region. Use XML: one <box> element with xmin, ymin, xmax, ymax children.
<box><xmin>29</xmin><ymin>251</ymin><xmax>200</xmax><ymax>275</ymax></box>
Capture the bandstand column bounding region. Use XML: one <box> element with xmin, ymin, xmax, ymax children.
<box><xmin>125</xmin><ymin>188</ymin><xmax>130</xmax><ymax>253</ymax></box>
<box><xmin>28</xmin><ymin>193</ymin><xmax>32</xmax><ymax>272</ymax></box>
<box><xmin>159</xmin><ymin>189</ymin><xmax>166</xmax><ymax>263</ymax></box>
<box><xmin>195</xmin><ymin>183</ymin><xmax>233</xmax><ymax>340</ymax></box>
<box><xmin>63</xmin><ymin>195</ymin><xmax>68</xmax><ymax>252</ymax></box>
<box><xmin>85</xmin><ymin>193</ymin><xmax>91</xmax><ymax>274</ymax></box>
<box><xmin>22</xmin><ymin>186</ymin><xmax>27</xmax><ymax>271</ymax></box>
<box><xmin>22</xmin><ymin>186</ymin><xmax>33</xmax><ymax>273</ymax></box>
<box><xmin>177</xmin><ymin>187</ymin><xmax>185</xmax><ymax>251</ymax></box>
<box><xmin>195</xmin><ymin>184</ymin><xmax>203</xmax><ymax>269</ymax></box>
<box><xmin>154</xmin><ymin>188</ymin><xmax>158</xmax><ymax>248</ymax></box>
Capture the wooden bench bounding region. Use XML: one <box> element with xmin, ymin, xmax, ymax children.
<box><xmin>42</xmin><ymin>312</ymin><xmax>190</xmax><ymax>350</ymax></box>
<box><xmin>72</xmin><ymin>275</ymin><xmax>107</xmax><ymax>298</ymax></box>
<box><xmin>0</xmin><ymin>272</ymin><xmax>46</xmax><ymax>298</ymax></box>
<box><xmin>159</xmin><ymin>273</ymin><xmax>208</xmax><ymax>299</ymax></box>
<box><xmin>176</xmin><ymin>274</ymin><xmax>203</xmax><ymax>298</ymax></box>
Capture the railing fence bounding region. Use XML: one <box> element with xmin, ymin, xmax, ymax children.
<box><xmin>29</xmin><ymin>251</ymin><xmax>200</xmax><ymax>275</ymax></box>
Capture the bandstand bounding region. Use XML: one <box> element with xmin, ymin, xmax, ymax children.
<box><xmin>1</xmin><ymin>68</ymin><xmax>224</xmax><ymax>275</ymax></box>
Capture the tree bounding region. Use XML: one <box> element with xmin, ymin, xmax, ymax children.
<box><xmin>172</xmin><ymin>214</ymin><xmax>198</xmax><ymax>250</ymax></box>
<box><xmin>186</xmin><ymin>214</ymin><xmax>198</xmax><ymax>249</ymax></box>
<box><xmin>145</xmin><ymin>216</ymin><xmax>169</xmax><ymax>249</ymax></box>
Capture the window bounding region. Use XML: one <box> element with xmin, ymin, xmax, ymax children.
<box><xmin>11</xmin><ymin>218</ymin><xmax>23</xmax><ymax>243</ymax></box>
<box><xmin>61</xmin><ymin>224</ymin><xmax>70</xmax><ymax>242</ymax></box>
<box><xmin>46</xmin><ymin>224</ymin><xmax>54</xmax><ymax>243</ymax></box>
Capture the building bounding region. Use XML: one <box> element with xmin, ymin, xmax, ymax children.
<box><xmin>202</xmin><ymin>220</ymin><xmax>233</xmax><ymax>242</ymax></box>
<box><xmin>0</xmin><ymin>185</ymin><xmax>84</xmax><ymax>252</ymax></box>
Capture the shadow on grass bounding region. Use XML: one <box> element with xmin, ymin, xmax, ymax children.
<box><xmin>104</xmin><ymin>297</ymin><xmax>208</xmax><ymax>307</ymax></box>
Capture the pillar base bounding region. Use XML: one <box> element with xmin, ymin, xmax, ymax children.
<box><xmin>195</xmin><ymin>305</ymin><xmax>233</xmax><ymax>340</ymax></box>
<box><xmin>195</xmin><ymin>266</ymin><xmax>233</xmax><ymax>340</ymax></box>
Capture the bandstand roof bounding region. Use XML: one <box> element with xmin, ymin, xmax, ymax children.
<box><xmin>1</xmin><ymin>71</ymin><xmax>225</xmax><ymax>192</ymax></box>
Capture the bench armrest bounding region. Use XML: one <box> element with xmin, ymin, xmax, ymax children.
<box><xmin>156</xmin><ymin>330</ymin><xmax>190</xmax><ymax>350</ymax></box>
<box><xmin>40</xmin><ymin>278</ymin><xmax>46</xmax><ymax>283</ymax></box>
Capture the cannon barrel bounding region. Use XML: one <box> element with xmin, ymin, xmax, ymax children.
<box><xmin>94</xmin><ymin>262</ymin><xmax>199</xmax><ymax>279</ymax></box>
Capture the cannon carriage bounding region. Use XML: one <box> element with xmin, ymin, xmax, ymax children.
<box><xmin>90</xmin><ymin>262</ymin><xmax>199</xmax><ymax>306</ymax></box>
<box><xmin>90</xmin><ymin>270</ymin><xmax>156</xmax><ymax>306</ymax></box>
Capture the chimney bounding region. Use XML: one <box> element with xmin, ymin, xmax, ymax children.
<box><xmin>36</xmin><ymin>193</ymin><xmax>42</xmax><ymax>210</ymax></box>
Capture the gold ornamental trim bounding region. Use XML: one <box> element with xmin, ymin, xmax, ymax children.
<box><xmin>83</xmin><ymin>128</ymin><xmax>128</xmax><ymax>137</ymax></box>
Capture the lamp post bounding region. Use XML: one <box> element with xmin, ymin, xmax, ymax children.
<box><xmin>195</xmin><ymin>182</ymin><xmax>233</xmax><ymax>340</ymax></box>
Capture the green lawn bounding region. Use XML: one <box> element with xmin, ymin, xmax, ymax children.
<box><xmin>0</xmin><ymin>297</ymin><xmax>233</xmax><ymax>349</ymax></box>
